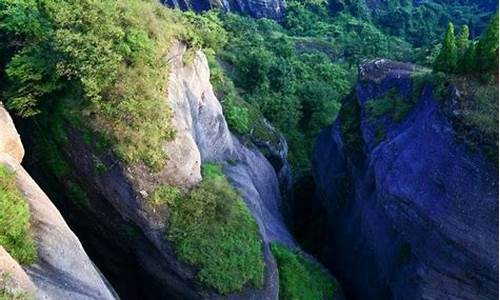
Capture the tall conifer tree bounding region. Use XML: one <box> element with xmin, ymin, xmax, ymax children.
<box><xmin>434</xmin><ymin>23</ymin><xmax>458</xmax><ymax>73</ymax></box>
<box><xmin>475</xmin><ymin>13</ymin><xmax>499</xmax><ymax>73</ymax></box>
<box><xmin>457</xmin><ymin>25</ymin><xmax>470</xmax><ymax>51</ymax></box>
<box><xmin>457</xmin><ymin>43</ymin><xmax>476</xmax><ymax>74</ymax></box>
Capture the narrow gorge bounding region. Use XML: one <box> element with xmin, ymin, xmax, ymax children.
<box><xmin>0</xmin><ymin>0</ymin><xmax>497</xmax><ymax>299</ymax></box>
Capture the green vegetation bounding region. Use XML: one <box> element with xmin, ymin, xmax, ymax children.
<box><xmin>348</xmin><ymin>0</ymin><xmax>495</xmax><ymax>47</ymax></box>
<box><xmin>433</xmin><ymin>23</ymin><xmax>458</xmax><ymax>73</ymax></box>
<box><xmin>365</xmin><ymin>89</ymin><xmax>414</xmax><ymax>122</ymax></box>
<box><xmin>448</xmin><ymin>76</ymin><xmax>499</xmax><ymax>162</ymax></box>
<box><xmin>0</xmin><ymin>165</ymin><xmax>37</xmax><ymax>265</ymax></box>
<box><xmin>339</xmin><ymin>92</ymin><xmax>364</xmax><ymax>155</ymax></box>
<box><xmin>0</xmin><ymin>0</ymin><xmax>222</xmax><ymax>171</ymax></box>
<box><xmin>0</xmin><ymin>273</ymin><xmax>33</xmax><ymax>300</ymax></box>
<box><xmin>153</xmin><ymin>164</ymin><xmax>264</xmax><ymax>294</ymax></box>
<box><xmin>475</xmin><ymin>13</ymin><xmax>499</xmax><ymax>74</ymax></box>
<box><xmin>429</xmin><ymin>14</ymin><xmax>498</xmax><ymax>160</ymax></box>
<box><xmin>271</xmin><ymin>243</ymin><xmax>337</xmax><ymax>300</ymax></box>
<box><xmin>434</xmin><ymin>14</ymin><xmax>498</xmax><ymax>76</ymax></box>
<box><xmin>0</xmin><ymin>290</ymin><xmax>31</xmax><ymax>300</ymax></box>
<box><xmin>1</xmin><ymin>0</ymin><xmax>496</xmax><ymax>175</ymax></box>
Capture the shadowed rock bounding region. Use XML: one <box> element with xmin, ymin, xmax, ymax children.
<box><xmin>0</xmin><ymin>104</ymin><xmax>117</xmax><ymax>300</ymax></box>
<box><xmin>312</xmin><ymin>59</ymin><xmax>498</xmax><ymax>300</ymax></box>
<box><xmin>161</xmin><ymin>0</ymin><xmax>285</xmax><ymax>20</ymax></box>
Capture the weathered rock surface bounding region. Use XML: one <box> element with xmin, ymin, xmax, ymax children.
<box><xmin>161</xmin><ymin>0</ymin><xmax>285</xmax><ymax>20</ymax></box>
<box><xmin>0</xmin><ymin>104</ymin><xmax>117</xmax><ymax>300</ymax></box>
<box><xmin>312</xmin><ymin>59</ymin><xmax>498</xmax><ymax>300</ymax></box>
<box><xmin>0</xmin><ymin>103</ymin><xmax>24</xmax><ymax>164</ymax></box>
<box><xmin>36</xmin><ymin>41</ymin><xmax>295</xmax><ymax>299</ymax></box>
<box><xmin>0</xmin><ymin>246</ymin><xmax>37</xmax><ymax>298</ymax></box>
<box><xmin>167</xmin><ymin>41</ymin><xmax>295</xmax><ymax>247</ymax></box>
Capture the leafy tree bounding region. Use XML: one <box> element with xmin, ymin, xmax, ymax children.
<box><xmin>475</xmin><ymin>13</ymin><xmax>499</xmax><ymax>74</ymax></box>
<box><xmin>434</xmin><ymin>23</ymin><xmax>458</xmax><ymax>73</ymax></box>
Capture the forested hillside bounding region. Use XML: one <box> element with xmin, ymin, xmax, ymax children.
<box><xmin>0</xmin><ymin>0</ymin><xmax>497</xmax><ymax>299</ymax></box>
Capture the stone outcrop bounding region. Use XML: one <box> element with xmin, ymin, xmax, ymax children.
<box><xmin>0</xmin><ymin>104</ymin><xmax>117</xmax><ymax>300</ymax></box>
<box><xmin>161</xmin><ymin>0</ymin><xmax>285</xmax><ymax>20</ymax></box>
<box><xmin>311</xmin><ymin>59</ymin><xmax>498</xmax><ymax>300</ymax></box>
<box><xmin>166</xmin><ymin>41</ymin><xmax>295</xmax><ymax>246</ymax></box>
<box><xmin>0</xmin><ymin>103</ymin><xmax>24</xmax><ymax>164</ymax></box>
<box><xmin>33</xmin><ymin>41</ymin><xmax>296</xmax><ymax>299</ymax></box>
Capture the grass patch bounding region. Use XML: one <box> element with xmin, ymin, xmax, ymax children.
<box><xmin>208</xmin><ymin>55</ymin><xmax>281</xmax><ymax>146</ymax></box>
<box><xmin>0</xmin><ymin>165</ymin><xmax>37</xmax><ymax>265</ymax></box>
<box><xmin>155</xmin><ymin>164</ymin><xmax>264</xmax><ymax>294</ymax></box>
<box><xmin>271</xmin><ymin>243</ymin><xmax>337</xmax><ymax>300</ymax></box>
<box><xmin>365</xmin><ymin>89</ymin><xmax>414</xmax><ymax>123</ymax></box>
<box><xmin>0</xmin><ymin>289</ymin><xmax>31</xmax><ymax>300</ymax></box>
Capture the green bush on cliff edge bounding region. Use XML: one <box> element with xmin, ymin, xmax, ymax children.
<box><xmin>0</xmin><ymin>165</ymin><xmax>37</xmax><ymax>265</ymax></box>
<box><xmin>153</xmin><ymin>164</ymin><xmax>264</xmax><ymax>294</ymax></box>
<box><xmin>271</xmin><ymin>243</ymin><xmax>337</xmax><ymax>300</ymax></box>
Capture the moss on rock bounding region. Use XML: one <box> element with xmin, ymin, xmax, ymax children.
<box><xmin>0</xmin><ymin>165</ymin><xmax>37</xmax><ymax>265</ymax></box>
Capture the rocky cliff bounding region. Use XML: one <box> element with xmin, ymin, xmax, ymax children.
<box><xmin>0</xmin><ymin>104</ymin><xmax>117</xmax><ymax>300</ymax></box>
<box><xmin>19</xmin><ymin>41</ymin><xmax>300</xmax><ymax>299</ymax></box>
<box><xmin>161</xmin><ymin>0</ymin><xmax>285</xmax><ymax>19</ymax></box>
<box><xmin>311</xmin><ymin>59</ymin><xmax>498</xmax><ymax>300</ymax></box>
<box><xmin>167</xmin><ymin>42</ymin><xmax>295</xmax><ymax>246</ymax></box>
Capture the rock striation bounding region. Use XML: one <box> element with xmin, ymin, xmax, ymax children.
<box><xmin>312</xmin><ymin>59</ymin><xmax>498</xmax><ymax>300</ymax></box>
<box><xmin>37</xmin><ymin>41</ymin><xmax>295</xmax><ymax>299</ymax></box>
<box><xmin>0</xmin><ymin>103</ymin><xmax>117</xmax><ymax>300</ymax></box>
<box><xmin>161</xmin><ymin>0</ymin><xmax>285</xmax><ymax>20</ymax></box>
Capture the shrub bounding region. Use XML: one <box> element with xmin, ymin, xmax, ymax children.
<box><xmin>0</xmin><ymin>165</ymin><xmax>37</xmax><ymax>265</ymax></box>
<box><xmin>365</xmin><ymin>89</ymin><xmax>414</xmax><ymax>122</ymax></box>
<box><xmin>0</xmin><ymin>0</ymin><xmax>228</xmax><ymax>172</ymax></box>
<box><xmin>271</xmin><ymin>243</ymin><xmax>337</xmax><ymax>300</ymax></box>
<box><xmin>223</xmin><ymin>97</ymin><xmax>250</xmax><ymax>135</ymax></box>
<box><xmin>339</xmin><ymin>92</ymin><xmax>364</xmax><ymax>157</ymax></box>
<box><xmin>160</xmin><ymin>164</ymin><xmax>264</xmax><ymax>294</ymax></box>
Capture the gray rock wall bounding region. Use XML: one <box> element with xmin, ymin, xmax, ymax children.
<box><xmin>312</xmin><ymin>59</ymin><xmax>498</xmax><ymax>300</ymax></box>
<box><xmin>0</xmin><ymin>104</ymin><xmax>117</xmax><ymax>300</ymax></box>
<box><xmin>46</xmin><ymin>41</ymin><xmax>295</xmax><ymax>299</ymax></box>
<box><xmin>161</xmin><ymin>0</ymin><xmax>285</xmax><ymax>20</ymax></box>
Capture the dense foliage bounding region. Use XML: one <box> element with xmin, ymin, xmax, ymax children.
<box><xmin>153</xmin><ymin>164</ymin><xmax>264</xmax><ymax>294</ymax></box>
<box><xmin>0</xmin><ymin>165</ymin><xmax>37</xmax><ymax>265</ymax></box>
<box><xmin>1</xmin><ymin>0</ymin><xmax>495</xmax><ymax>173</ymax></box>
<box><xmin>429</xmin><ymin>14</ymin><xmax>499</xmax><ymax>161</ymax></box>
<box><xmin>365</xmin><ymin>89</ymin><xmax>414</xmax><ymax>123</ymax></box>
<box><xmin>0</xmin><ymin>0</ymin><xmax>217</xmax><ymax>171</ymax></box>
<box><xmin>210</xmin><ymin>1</ymin><xmax>422</xmax><ymax>171</ymax></box>
<box><xmin>333</xmin><ymin>0</ymin><xmax>496</xmax><ymax>47</ymax></box>
<box><xmin>271</xmin><ymin>243</ymin><xmax>337</xmax><ymax>300</ymax></box>
<box><xmin>434</xmin><ymin>14</ymin><xmax>499</xmax><ymax>76</ymax></box>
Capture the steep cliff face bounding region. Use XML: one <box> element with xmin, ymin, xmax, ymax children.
<box><xmin>311</xmin><ymin>60</ymin><xmax>498</xmax><ymax>300</ymax></box>
<box><xmin>0</xmin><ymin>104</ymin><xmax>117</xmax><ymax>300</ymax></box>
<box><xmin>161</xmin><ymin>0</ymin><xmax>285</xmax><ymax>20</ymax></box>
<box><xmin>167</xmin><ymin>42</ymin><xmax>295</xmax><ymax>246</ymax></box>
<box><xmin>23</xmin><ymin>42</ymin><xmax>297</xmax><ymax>299</ymax></box>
